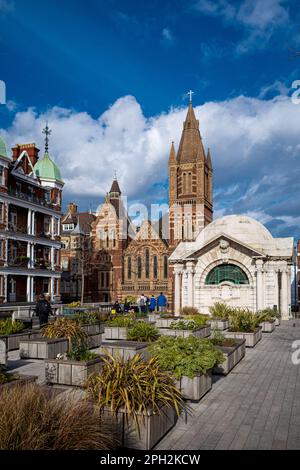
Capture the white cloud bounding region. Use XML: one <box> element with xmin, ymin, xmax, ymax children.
<box><xmin>1</xmin><ymin>89</ymin><xmax>300</xmax><ymax>237</ymax></box>
<box><xmin>162</xmin><ymin>27</ymin><xmax>174</xmax><ymax>45</ymax></box>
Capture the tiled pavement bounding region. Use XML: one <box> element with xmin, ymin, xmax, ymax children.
<box><xmin>156</xmin><ymin>320</ymin><xmax>300</xmax><ymax>450</ymax></box>
<box><xmin>7</xmin><ymin>320</ymin><xmax>300</xmax><ymax>450</ymax></box>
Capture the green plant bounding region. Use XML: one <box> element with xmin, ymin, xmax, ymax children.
<box><xmin>0</xmin><ymin>371</ymin><xmax>17</xmax><ymax>384</ymax></box>
<box><xmin>42</xmin><ymin>317</ymin><xmax>87</xmax><ymax>352</ymax></box>
<box><xmin>159</xmin><ymin>312</ymin><xmax>174</xmax><ymax>318</ymax></box>
<box><xmin>149</xmin><ymin>336</ymin><xmax>224</xmax><ymax>379</ymax></box>
<box><xmin>73</xmin><ymin>310</ymin><xmax>98</xmax><ymax>324</ymax></box>
<box><xmin>127</xmin><ymin>321</ymin><xmax>159</xmax><ymax>342</ymax></box>
<box><xmin>67</xmin><ymin>339</ymin><xmax>99</xmax><ymax>362</ymax></box>
<box><xmin>170</xmin><ymin>319</ymin><xmax>198</xmax><ymax>330</ymax></box>
<box><xmin>106</xmin><ymin>316</ymin><xmax>135</xmax><ymax>328</ymax></box>
<box><xmin>257</xmin><ymin>308</ymin><xmax>278</xmax><ymax>321</ymax></box>
<box><xmin>87</xmin><ymin>353</ymin><xmax>184</xmax><ymax>435</ymax></box>
<box><xmin>181</xmin><ymin>306</ymin><xmax>199</xmax><ymax>316</ymax></box>
<box><xmin>228</xmin><ymin>308</ymin><xmax>266</xmax><ymax>333</ymax></box>
<box><xmin>0</xmin><ymin>383</ymin><xmax>115</xmax><ymax>449</ymax></box>
<box><xmin>186</xmin><ymin>315</ymin><xmax>208</xmax><ymax>327</ymax></box>
<box><xmin>0</xmin><ymin>319</ymin><xmax>26</xmax><ymax>336</ymax></box>
<box><xmin>209</xmin><ymin>301</ymin><xmax>233</xmax><ymax>319</ymax></box>
<box><xmin>67</xmin><ymin>301</ymin><xmax>81</xmax><ymax>308</ymax></box>
<box><xmin>209</xmin><ymin>329</ymin><xmax>236</xmax><ymax>347</ymax></box>
<box><xmin>122</xmin><ymin>295</ymin><xmax>136</xmax><ymax>304</ymax></box>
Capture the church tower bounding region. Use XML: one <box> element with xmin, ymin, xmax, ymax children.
<box><xmin>169</xmin><ymin>98</ymin><xmax>213</xmax><ymax>246</ymax></box>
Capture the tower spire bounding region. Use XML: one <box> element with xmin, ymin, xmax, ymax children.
<box><xmin>42</xmin><ymin>121</ymin><xmax>51</xmax><ymax>154</ymax></box>
<box><xmin>169</xmin><ymin>141</ymin><xmax>177</xmax><ymax>163</ymax></box>
<box><xmin>176</xmin><ymin>99</ymin><xmax>206</xmax><ymax>163</ymax></box>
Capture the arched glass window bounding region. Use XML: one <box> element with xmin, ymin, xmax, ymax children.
<box><xmin>205</xmin><ymin>264</ymin><xmax>249</xmax><ymax>285</ymax></box>
<box><xmin>137</xmin><ymin>256</ymin><xmax>142</xmax><ymax>279</ymax></box>
<box><xmin>127</xmin><ymin>256</ymin><xmax>131</xmax><ymax>280</ymax></box>
<box><xmin>145</xmin><ymin>249</ymin><xmax>150</xmax><ymax>278</ymax></box>
<box><xmin>188</xmin><ymin>172</ymin><xmax>192</xmax><ymax>193</ymax></box>
<box><xmin>153</xmin><ymin>255</ymin><xmax>158</xmax><ymax>279</ymax></box>
<box><xmin>163</xmin><ymin>255</ymin><xmax>168</xmax><ymax>279</ymax></box>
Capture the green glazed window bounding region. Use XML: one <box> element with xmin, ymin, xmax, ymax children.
<box><xmin>205</xmin><ymin>264</ymin><xmax>249</xmax><ymax>285</ymax></box>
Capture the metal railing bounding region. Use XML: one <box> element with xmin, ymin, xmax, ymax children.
<box><xmin>8</xmin><ymin>187</ymin><xmax>55</xmax><ymax>209</ymax></box>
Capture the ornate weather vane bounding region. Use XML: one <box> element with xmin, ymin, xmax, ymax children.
<box><xmin>42</xmin><ymin>121</ymin><xmax>52</xmax><ymax>153</ymax></box>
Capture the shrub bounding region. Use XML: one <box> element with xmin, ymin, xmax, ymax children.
<box><xmin>181</xmin><ymin>306</ymin><xmax>199</xmax><ymax>316</ymax></box>
<box><xmin>87</xmin><ymin>353</ymin><xmax>184</xmax><ymax>435</ymax></box>
<box><xmin>209</xmin><ymin>329</ymin><xmax>236</xmax><ymax>347</ymax></box>
<box><xmin>0</xmin><ymin>319</ymin><xmax>26</xmax><ymax>336</ymax></box>
<box><xmin>67</xmin><ymin>301</ymin><xmax>81</xmax><ymax>308</ymax></box>
<box><xmin>73</xmin><ymin>310</ymin><xmax>98</xmax><ymax>324</ymax></box>
<box><xmin>67</xmin><ymin>339</ymin><xmax>100</xmax><ymax>361</ymax></box>
<box><xmin>170</xmin><ymin>319</ymin><xmax>204</xmax><ymax>330</ymax></box>
<box><xmin>159</xmin><ymin>312</ymin><xmax>173</xmax><ymax>318</ymax></box>
<box><xmin>209</xmin><ymin>301</ymin><xmax>233</xmax><ymax>319</ymax></box>
<box><xmin>257</xmin><ymin>308</ymin><xmax>278</xmax><ymax>321</ymax></box>
<box><xmin>42</xmin><ymin>317</ymin><xmax>87</xmax><ymax>352</ymax></box>
<box><xmin>149</xmin><ymin>336</ymin><xmax>224</xmax><ymax>379</ymax></box>
<box><xmin>106</xmin><ymin>316</ymin><xmax>135</xmax><ymax>328</ymax></box>
<box><xmin>228</xmin><ymin>308</ymin><xmax>265</xmax><ymax>333</ymax></box>
<box><xmin>127</xmin><ymin>321</ymin><xmax>159</xmax><ymax>342</ymax></box>
<box><xmin>0</xmin><ymin>371</ymin><xmax>17</xmax><ymax>384</ymax></box>
<box><xmin>0</xmin><ymin>383</ymin><xmax>115</xmax><ymax>449</ymax></box>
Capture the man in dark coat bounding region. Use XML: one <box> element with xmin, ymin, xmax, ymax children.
<box><xmin>35</xmin><ymin>293</ymin><xmax>52</xmax><ymax>327</ymax></box>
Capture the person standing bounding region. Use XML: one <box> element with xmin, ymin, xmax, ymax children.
<box><xmin>138</xmin><ymin>294</ymin><xmax>147</xmax><ymax>314</ymax></box>
<box><xmin>123</xmin><ymin>298</ymin><xmax>131</xmax><ymax>313</ymax></box>
<box><xmin>149</xmin><ymin>294</ymin><xmax>156</xmax><ymax>313</ymax></box>
<box><xmin>35</xmin><ymin>293</ymin><xmax>52</xmax><ymax>328</ymax></box>
<box><xmin>157</xmin><ymin>292</ymin><xmax>167</xmax><ymax>312</ymax></box>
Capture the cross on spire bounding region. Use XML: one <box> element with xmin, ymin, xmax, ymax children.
<box><xmin>42</xmin><ymin>121</ymin><xmax>51</xmax><ymax>153</ymax></box>
<box><xmin>187</xmin><ymin>89</ymin><xmax>194</xmax><ymax>103</ymax></box>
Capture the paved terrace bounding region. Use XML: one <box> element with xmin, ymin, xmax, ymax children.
<box><xmin>156</xmin><ymin>319</ymin><xmax>300</xmax><ymax>450</ymax></box>
<box><xmin>7</xmin><ymin>320</ymin><xmax>300</xmax><ymax>450</ymax></box>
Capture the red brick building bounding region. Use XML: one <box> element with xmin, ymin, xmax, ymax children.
<box><xmin>0</xmin><ymin>131</ymin><xmax>64</xmax><ymax>304</ymax></box>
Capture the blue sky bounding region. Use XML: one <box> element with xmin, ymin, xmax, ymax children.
<box><xmin>0</xmin><ymin>0</ymin><xmax>300</xmax><ymax>238</ymax></box>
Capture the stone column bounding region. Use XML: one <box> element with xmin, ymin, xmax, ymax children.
<box><xmin>256</xmin><ymin>259</ymin><xmax>264</xmax><ymax>311</ymax></box>
<box><xmin>31</xmin><ymin>211</ymin><xmax>36</xmax><ymax>236</ymax></box>
<box><xmin>274</xmin><ymin>268</ymin><xmax>279</xmax><ymax>310</ymax></box>
<box><xmin>174</xmin><ymin>264</ymin><xmax>183</xmax><ymax>316</ymax></box>
<box><xmin>27</xmin><ymin>209</ymin><xmax>32</xmax><ymax>235</ymax></box>
<box><xmin>4</xmin><ymin>274</ymin><xmax>7</xmax><ymax>303</ymax></box>
<box><xmin>27</xmin><ymin>242</ymin><xmax>31</xmax><ymax>268</ymax></box>
<box><xmin>50</xmin><ymin>277</ymin><xmax>55</xmax><ymax>301</ymax></box>
<box><xmin>26</xmin><ymin>276</ymin><xmax>31</xmax><ymax>302</ymax></box>
<box><xmin>280</xmin><ymin>265</ymin><xmax>289</xmax><ymax>320</ymax></box>
<box><xmin>186</xmin><ymin>261</ymin><xmax>195</xmax><ymax>307</ymax></box>
<box><xmin>51</xmin><ymin>247</ymin><xmax>55</xmax><ymax>270</ymax></box>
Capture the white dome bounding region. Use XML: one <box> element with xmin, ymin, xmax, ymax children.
<box><xmin>198</xmin><ymin>215</ymin><xmax>273</xmax><ymax>247</ymax></box>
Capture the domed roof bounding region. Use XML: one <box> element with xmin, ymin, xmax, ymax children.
<box><xmin>0</xmin><ymin>136</ymin><xmax>8</xmax><ymax>159</ymax></box>
<box><xmin>198</xmin><ymin>215</ymin><xmax>273</xmax><ymax>247</ymax></box>
<box><xmin>34</xmin><ymin>152</ymin><xmax>63</xmax><ymax>183</ymax></box>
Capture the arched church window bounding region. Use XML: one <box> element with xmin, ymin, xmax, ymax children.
<box><xmin>137</xmin><ymin>256</ymin><xmax>142</xmax><ymax>279</ymax></box>
<box><xmin>145</xmin><ymin>248</ymin><xmax>150</xmax><ymax>279</ymax></box>
<box><xmin>127</xmin><ymin>256</ymin><xmax>131</xmax><ymax>280</ymax></box>
<box><xmin>153</xmin><ymin>255</ymin><xmax>158</xmax><ymax>279</ymax></box>
<box><xmin>182</xmin><ymin>172</ymin><xmax>187</xmax><ymax>193</ymax></box>
<box><xmin>205</xmin><ymin>264</ymin><xmax>249</xmax><ymax>285</ymax></box>
<box><xmin>163</xmin><ymin>255</ymin><xmax>168</xmax><ymax>279</ymax></box>
<box><xmin>188</xmin><ymin>172</ymin><xmax>192</xmax><ymax>193</ymax></box>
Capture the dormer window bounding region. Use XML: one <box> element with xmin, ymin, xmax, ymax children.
<box><xmin>63</xmin><ymin>223</ymin><xmax>75</xmax><ymax>231</ymax></box>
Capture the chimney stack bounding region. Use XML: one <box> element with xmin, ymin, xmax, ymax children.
<box><xmin>68</xmin><ymin>202</ymin><xmax>78</xmax><ymax>215</ymax></box>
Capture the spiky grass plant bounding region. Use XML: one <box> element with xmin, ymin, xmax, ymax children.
<box><xmin>87</xmin><ymin>353</ymin><xmax>184</xmax><ymax>435</ymax></box>
<box><xmin>209</xmin><ymin>301</ymin><xmax>233</xmax><ymax>319</ymax></box>
<box><xmin>228</xmin><ymin>308</ymin><xmax>266</xmax><ymax>333</ymax></box>
<box><xmin>0</xmin><ymin>319</ymin><xmax>26</xmax><ymax>335</ymax></box>
<box><xmin>0</xmin><ymin>383</ymin><xmax>115</xmax><ymax>450</ymax></box>
<box><xmin>127</xmin><ymin>321</ymin><xmax>159</xmax><ymax>342</ymax></box>
<box><xmin>106</xmin><ymin>316</ymin><xmax>135</xmax><ymax>328</ymax></box>
<box><xmin>42</xmin><ymin>317</ymin><xmax>87</xmax><ymax>352</ymax></box>
<box><xmin>181</xmin><ymin>306</ymin><xmax>199</xmax><ymax>316</ymax></box>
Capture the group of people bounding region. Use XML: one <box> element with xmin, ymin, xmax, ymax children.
<box><xmin>111</xmin><ymin>292</ymin><xmax>168</xmax><ymax>315</ymax></box>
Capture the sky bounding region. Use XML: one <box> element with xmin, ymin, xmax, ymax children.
<box><xmin>0</xmin><ymin>0</ymin><xmax>300</xmax><ymax>238</ymax></box>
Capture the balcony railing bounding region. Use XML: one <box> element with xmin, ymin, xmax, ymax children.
<box><xmin>8</xmin><ymin>187</ymin><xmax>55</xmax><ymax>209</ymax></box>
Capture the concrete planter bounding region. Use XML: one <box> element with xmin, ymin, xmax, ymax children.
<box><xmin>158</xmin><ymin>325</ymin><xmax>211</xmax><ymax>339</ymax></box>
<box><xmin>175</xmin><ymin>372</ymin><xmax>212</xmax><ymax>401</ymax></box>
<box><xmin>102</xmin><ymin>404</ymin><xmax>177</xmax><ymax>450</ymax></box>
<box><xmin>260</xmin><ymin>320</ymin><xmax>276</xmax><ymax>333</ymax></box>
<box><xmin>209</xmin><ymin>319</ymin><xmax>229</xmax><ymax>331</ymax></box>
<box><xmin>0</xmin><ymin>374</ymin><xmax>37</xmax><ymax>391</ymax></box>
<box><xmin>19</xmin><ymin>338</ymin><xmax>69</xmax><ymax>359</ymax></box>
<box><xmin>104</xmin><ymin>326</ymin><xmax>128</xmax><ymax>340</ymax></box>
<box><xmin>275</xmin><ymin>318</ymin><xmax>281</xmax><ymax>326</ymax></box>
<box><xmin>155</xmin><ymin>318</ymin><xmax>180</xmax><ymax>328</ymax></box>
<box><xmin>0</xmin><ymin>329</ymin><xmax>42</xmax><ymax>352</ymax></box>
<box><xmin>148</xmin><ymin>313</ymin><xmax>160</xmax><ymax>322</ymax></box>
<box><xmin>101</xmin><ymin>341</ymin><xmax>149</xmax><ymax>361</ymax></box>
<box><xmin>213</xmin><ymin>340</ymin><xmax>246</xmax><ymax>375</ymax></box>
<box><xmin>0</xmin><ymin>337</ymin><xmax>7</xmax><ymax>366</ymax></box>
<box><xmin>45</xmin><ymin>357</ymin><xmax>102</xmax><ymax>387</ymax></box>
<box><xmin>87</xmin><ymin>333</ymin><xmax>103</xmax><ymax>349</ymax></box>
<box><xmin>82</xmin><ymin>322</ymin><xmax>104</xmax><ymax>335</ymax></box>
<box><xmin>224</xmin><ymin>328</ymin><xmax>262</xmax><ymax>347</ymax></box>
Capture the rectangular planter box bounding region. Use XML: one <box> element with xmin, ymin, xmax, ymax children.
<box><xmin>82</xmin><ymin>322</ymin><xmax>105</xmax><ymax>335</ymax></box>
<box><xmin>213</xmin><ymin>339</ymin><xmax>246</xmax><ymax>375</ymax></box>
<box><xmin>104</xmin><ymin>326</ymin><xmax>128</xmax><ymax>340</ymax></box>
<box><xmin>87</xmin><ymin>333</ymin><xmax>102</xmax><ymax>349</ymax></box>
<box><xmin>224</xmin><ymin>328</ymin><xmax>262</xmax><ymax>347</ymax></box>
<box><xmin>260</xmin><ymin>321</ymin><xmax>276</xmax><ymax>333</ymax></box>
<box><xmin>158</xmin><ymin>325</ymin><xmax>211</xmax><ymax>338</ymax></box>
<box><xmin>148</xmin><ymin>313</ymin><xmax>160</xmax><ymax>322</ymax></box>
<box><xmin>0</xmin><ymin>374</ymin><xmax>37</xmax><ymax>391</ymax></box>
<box><xmin>101</xmin><ymin>341</ymin><xmax>149</xmax><ymax>361</ymax></box>
<box><xmin>155</xmin><ymin>317</ymin><xmax>180</xmax><ymax>328</ymax></box>
<box><xmin>175</xmin><ymin>372</ymin><xmax>212</xmax><ymax>401</ymax></box>
<box><xmin>209</xmin><ymin>319</ymin><xmax>229</xmax><ymax>331</ymax></box>
<box><xmin>0</xmin><ymin>337</ymin><xmax>8</xmax><ymax>366</ymax></box>
<box><xmin>19</xmin><ymin>338</ymin><xmax>69</xmax><ymax>359</ymax></box>
<box><xmin>45</xmin><ymin>357</ymin><xmax>102</xmax><ymax>387</ymax></box>
<box><xmin>102</xmin><ymin>404</ymin><xmax>177</xmax><ymax>450</ymax></box>
<box><xmin>0</xmin><ymin>329</ymin><xmax>42</xmax><ymax>352</ymax></box>
<box><xmin>275</xmin><ymin>318</ymin><xmax>281</xmax><ymax>326</ymax></box>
